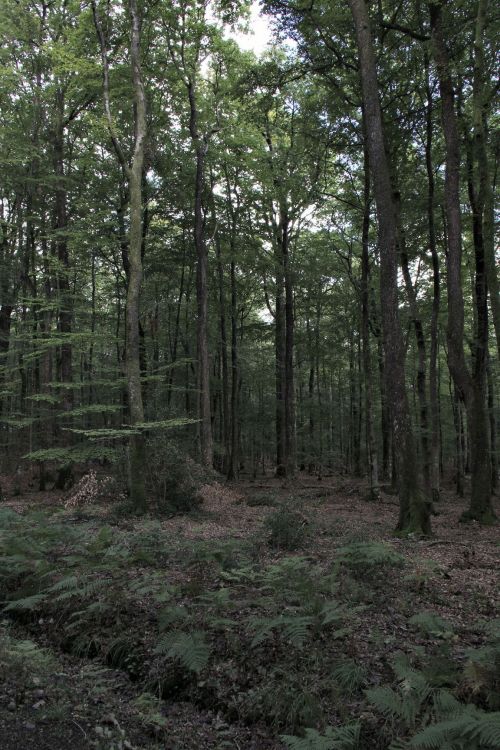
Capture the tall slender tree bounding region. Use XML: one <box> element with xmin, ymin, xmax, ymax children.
<box><xmin>93</xmin><ymin>0</ymin><xmax>148</xmax><ymax>510</ymax></box>
<box><xmin>349</xmin><ymin>0</ymin><xmax>431</xmax><ymax>534</ymax></box>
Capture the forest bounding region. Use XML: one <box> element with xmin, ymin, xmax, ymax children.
<box><xmin>0</xmin><ymin>0</ymin><xmax>498</xmax><ymax>748</ymax></box>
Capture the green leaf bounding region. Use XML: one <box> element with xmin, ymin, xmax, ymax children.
<box><xmin>154</xmin><ymin>631</ymin><xmax>210</xmax><ymax>672</ymax></box>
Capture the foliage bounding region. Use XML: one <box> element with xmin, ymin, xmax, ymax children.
<box><xmin>238</xmin><ymin>669</ymin><xmax>324</xmax><ymax>731</ymax></box>
<box><xmin>264</xmin><ymin>505</ymin><xmax>309</xmax><ymax>550</ymax></box>
<box><xmin>408</xmin><ymin>612</ymin><xmax>455</xmax><ymax>639</ymax></box>
<box><xmin>367</xmin><ymin>641</ymin><xmax>500</xmax><ymax>750</ymax></box>
<box><xmin>0</xmin><ymin>627</ymin><xmax>55</xmax><ymax>682</ymax></box>
<box><xmin>336</xmin><ymin>542</ymin><xmax>404</xmax><ymax>575</ymax></box>
<box><xmin>245</xmin><ymin>491</ymin><xmax>279</xmax><ymax>507</ymax></box>
<box><xmin>409</xmin><ymin>709</ymin><xmax>500</xmax><ymax>749</ymax></box>
<box><xmin>332</xmin><ymin>660</ymin><xmax>368</xmax><ymax>694</ymax></box>
<box><xmin>154</xmin><ymin>630</ymin><xmax>211</xmax><ymax>673</ymax></box>
<box><xmin>143</xmin><ymin>438</ymin><xmax>206</xmax><ymax>514</ymax></box>
<box><xmin>282</xmin><ymin>723</ymin><xmax>361</xmax><ymax>750</ymax></box>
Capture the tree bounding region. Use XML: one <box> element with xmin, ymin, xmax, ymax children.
<box><xmin>429</xmin><ymin>0</ymin><xmax>495</xmax><ymax>524</ymax></box>
<box><xmin>93</xmin><ymin>0</ymin><xmax>148</xmax><ymax>510</ymax></box>
<box><xmin>348</xmin><ymin>0</ymin><xmax>431</xmax><ymax>534</ymax></box>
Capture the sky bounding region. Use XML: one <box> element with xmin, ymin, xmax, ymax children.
<box><xmin>227</xmin><ymin>2</ymin><xmax>273</xmax><ymax>56</ymax></box>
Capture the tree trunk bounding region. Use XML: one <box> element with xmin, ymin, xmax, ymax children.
<box><xmin>228</xmin><ymin>258</ymin><xmax>239</xmax><ymax>479</ymax></box>
<box><xmin>360</xmin><ymin>140</ymin><xmax>380</xmax><ymax>500</ymax></box>
<box><xmin>188</xmin><ymin>79</ymin><xmax>213</xmax><ymax>468</ymax></box>
<box><xmin>486</xmin><ymin>352</ymin><xmax>498</xmax><ymax>491</ymax></box>
<box><xmin>275</xmin><ymin>253</ymin><xmax>286</xmax><ymax>477</ymax></box>
<box><xmin>282</xmin><ymin>206</ymin><xmax>296</xmax><ymax>476</ymax></box>
<box><xmin>213</xmin><ymin>205</ymin><xmax>230</xmax><ymax>473</ymax></box>
<box><xmin>126</xmin><ymin>0</ymin><xmax>147</xmax><ymax>511</ymax></box>
<box><xmin>424</xmin><ymin>51</ymin><xmax>441</xmax><ymax>503</ymax></box>
<box><xmin>471</xmin><ymin>0</ymin><xmax>499</xmax><ymax>360</ymax></box>
<box><xmin>93</xmin><ymin>0</ymin><xmax>147</xmax><ymax>510</ymax></box>
<box><xmin>430</xmin><ymin>0</ymin><xmax>494</xmax><ymax>523</ymax></box>
<box><xmin>349</xmin><ymin>0</ymin><xmax>430</xmax><ymax>534</ymax></box>
<box><xmin>397</xmin><ymin>198</ymin><xmax>430</xmax><ymax>494</ymax></box>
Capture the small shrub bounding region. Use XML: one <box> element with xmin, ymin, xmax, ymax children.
<box><xmin>264</xmin><ymin>506</ymin><xmax>308</xmax><ymax>551</ymax></box>
<box><xmin>144</xmin><ymin>439</ymin><xmax>202</xmax><ymax>514</ymax></box>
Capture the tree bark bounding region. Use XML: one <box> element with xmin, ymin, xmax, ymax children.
<box><xmin>424</xmin><ymin>51</ymin><xmax>441</xmax><ymax>503</ymax></box>
<box><xmin>126</xmin><ymin>0</ymin><xmax>147</xmax><ymax>510</ymax></box>
<box><xmin>471</xmin><ymin>0</ymin><xmax>499</xmax><ymax>360</ymax></box>
<box><xmin>397</xmin><ymin>197</ymin><xmax>430</xmax><ymax>494</ymax></box>
<box><xmin>187</xmin><ymin>80</ymin><xmax>213</xmax><ymax>468</ymax></box>
<box><xmin>430</xmin><ymin>0</ymin><xmax>495</xmax><ymax>523</ymax></box>
<box><xmin>275</xmin><ymin>247</ymin><xmax>286</xmax><ymax>477</ymax></box>
<box><xmin>93</xmin><ymin>0</ymin><xmax>147</xmax><ymax>510</ymax></box>
<box><xmin>349</xmin><ymin>0</ymin><xmax>431</xmax><ymax>534</ymax></box>
<box><xmin>360</xmin><ymin>139</ymin><xmax>380</xmax><ymax>500</ymax></box>
<box><xmin>282</xmin><ymin>205</ymin><xmax>296</xmax><ymax>476</ymax></box>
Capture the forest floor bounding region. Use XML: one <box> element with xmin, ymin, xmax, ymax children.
<box><xmin>0</xmin><ymin>473</ymin><xmax>498</xmax><ymax>750</ymax></box>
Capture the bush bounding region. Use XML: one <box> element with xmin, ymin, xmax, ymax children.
<box><xmin>264</xmin><ymin>505</ymin><xmax>308</xmax><ymax>551</ymax></box>
<box><xmin>143</xmin><ymin>439</ymin><xmax>205</xmax><ymax>514</ymax></box>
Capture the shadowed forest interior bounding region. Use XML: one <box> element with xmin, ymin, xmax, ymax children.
<box><xmin>0</xmin><ymin>0</ymin><xmax>498</xmax><ymax>748</ymax></box>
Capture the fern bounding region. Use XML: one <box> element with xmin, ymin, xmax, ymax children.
<box><xmin>409</xmin><ymin>612</ymin><xmax>454</xmax><ymax>638</ymax></box>
<box><xmin>158</xmin><ymin>605</ymin><xmax>189</xmax><ymax>630</ymax></box>
<box><xmin>4</xmin><ymin>592</ymin><xmax>47</xmax><ymax>611</ymax></box>
<box><xmin>409</xmin><ymin>708</ymin><xmax>500</xmax><ymax>749</ymax></box>
<box><xmin>337</xmin><ymin>542</ymin><xmax>404</xmax><ymax>571</ymax></box>
<box><xmin>249</xmin><ymin>614</ymin><xmax>314</xmax><ymax>648</ymax></box>
<box><xmin>0</xmin><ymin>630</ymin><xmax>55</xmax><ymax>678</ymax></box>
<box><xmin>282</xmin><ymin>722</ymin><xmax>361</xmax><ymax>750</ymax></box>
<box><xmin>154</xmin><ymin>631</ymin><xmax>210</xmax><ymax>672</ymax></box>
<box><xmin>432</xmin><ymin>690</ymin><xmax>462</xmax><ymax>720</ymax></box>
<box><xmin>320</xmin><ymin>600</ymin><xmax>344</xmax><ymax>625</ymax></box>
<box><xmin>332</xmin><ymin>660</ymin><xmax>367</xmax><ymax>693</ymax></box>
<box><xmin>46</xmin><ymin>575</ymin><xmax>79</xmax><ymax>592</ymax></box>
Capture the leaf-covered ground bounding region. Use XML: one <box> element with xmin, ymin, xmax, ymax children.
<box><xmin>0</xmin><ymin>474</ymin><xmax>498</xmax><ymax>749</ymax></box>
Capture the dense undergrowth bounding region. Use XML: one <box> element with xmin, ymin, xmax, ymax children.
<box><xmin>0</xmin><ymin>497</ymin><xmax>499</xmax><ymax>749</ymax></box>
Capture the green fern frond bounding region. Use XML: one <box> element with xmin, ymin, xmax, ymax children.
<box><xmin>332</xmin><ymin>660</ymin><xmax>367</xmax><ymax>693</ymax></box>
<box><xmin>409</xmin><ymin>612</ymin><xmax>454</xmax><ymax>638</ymax></box>
<box><xmin>321</xmin><ymin>600</ymin><xmax>344</xmax><ymax>625</ymax></box>
<box><xmin>249</xmin><ymin>615</ymin><xmax>284</xmax><ymax>647</ymax></box>
<box><xmin>366</xmin><ymin>685</ymin><xmax>405</xmax><ymax>720</ymax></box>
<box><xmin>4</xmin><ymin>593</ymin><xmax>47</xmax><ymax>611</ymax></box>
<box><xmin>158</xmin><ymin>605</ymin><xmax>189</xmax><ymax>630</ymax></box>
<box><xmin>282</xmin><ymin>615</ymin><xmax>314</xmax><ymax>647</ymax></box>
<box><xmin>249</xmin><ymin>614</ymin><xmax>313</xmax><ymax>648</ymax></box>
<box><xmin>432</xmin><ymin>690</ymin><xmax>462</xmax><ymax>719</ymax></box>
<box><xmin>46</xmin><ymin>575</ymin><xmax>79</xmax><ymax>592</ymax></box>
<box><xmin>337</xmin><ymin>542</ymin><xmax>404</xmax><ymax>571</ymax></box>
<box><xmin>282</xmin><ymin>722</ymin><xmax>360</xmax><ymax>750</ymax></box>
<box><xmin>410</xmin><ymin>707</ymin><xmax>500</xmax><ymax>749</ymax></box>
<box><xmin>154</xmin><ymin>631</ymin><xmax>210</xmax><ymax>673</ymax></box>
